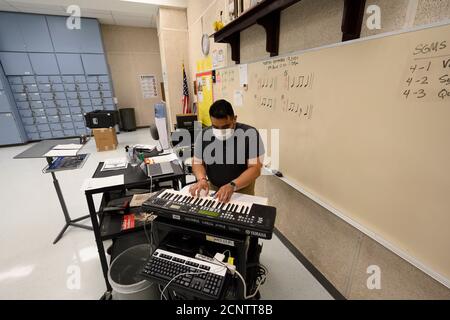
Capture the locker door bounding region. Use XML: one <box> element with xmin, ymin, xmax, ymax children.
<box><xmin>29</xmin><ymin>53</ymin><xmax>60</xmax><ymax>75</ymax></box>
<box><xmin>79</xmin><ymin>19</ymin><xmax>104</xmax><ymax>53</ymax></box>
<box><xmin>17</xmin><ymin>14</ymin><xmax>54</xmax><ymax>52</ymax></box>
<box><xmin>56</xmin><ymin>54</ymin><xmax>84</xmax><ymax>75</ymax></box>
<box><xmin>0</xmin><ymin>52</ymin><xmax>33</xmax><ymax>76</ymax></box>
<box><xmin>0</xmin><ymin>91</ymin><xmax>12</xmax><ymax>112</ymax></box>
<box><xmin>81</xmin><ymin>54</ymin><xmax>108</xmax><ymax>75</ymax></box>
<box><xmin>46</xmin><ymin>16</ymin><xmax>81</xmax><ymax>53</ymax></box>
<box><xmin>0</xmin><ymin>12</ymin><xmax>25</xmax><ymax>51</ymax></box>
<box><xmin>0</xmin><ymin>113</ymin><xmax>23</xmax><ymax>145</ymax></box>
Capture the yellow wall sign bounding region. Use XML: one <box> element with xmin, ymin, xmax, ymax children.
<box><xmin>196</xmin><ymin>57</ymin><xmax>212</xmax><ymax>73</ymax></box>
<box><xmin>196</xmin><ymin>71</ymin><xmax>213</xmax><ymax>126</ymax></box>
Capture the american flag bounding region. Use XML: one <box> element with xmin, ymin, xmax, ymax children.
<box><xmin>182</xmin><ymin>64</ymin><xmax>191</xmax><ymax>114</ymax></box>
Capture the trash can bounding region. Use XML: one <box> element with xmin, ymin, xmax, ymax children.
<box><xmin>107</xmin><ymin>244</ymin><xmax>158</xmax><ymax>300</ymax></box>
<box><xmin>119</xmin><ymin>108</ymin><xmax>137</xmax><ymax>132</ymax></box>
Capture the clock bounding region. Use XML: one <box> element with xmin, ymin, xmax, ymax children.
<box><xmin>201</xmin><ymin>33</ymin><xmax>210</xmax><ymax>56</ymax></box>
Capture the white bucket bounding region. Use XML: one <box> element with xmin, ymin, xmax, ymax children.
<box><xmin>107</xmin><ymin>244</ymin><xmax>159</xmax><ymax>300</ymax></box>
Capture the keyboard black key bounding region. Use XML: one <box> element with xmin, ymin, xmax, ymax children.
<box><xmin>225</xmin><ymin>203</ymin><xmax>230</xmax><ymax>211</ymax></box>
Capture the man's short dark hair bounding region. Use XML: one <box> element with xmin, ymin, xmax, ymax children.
<box><xmin>209</xmin><ymin>99</ymin><xmax>235</xmax><ymax>119</ymax></box>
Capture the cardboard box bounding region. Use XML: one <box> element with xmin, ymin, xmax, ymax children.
<box><xmin>92</xmin><ymin>128</ymin><xmax>118</xmax><ymax>152</ymax></box>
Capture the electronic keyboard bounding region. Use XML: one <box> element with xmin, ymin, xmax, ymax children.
<box><xmin>142</xmin><ymin>189</ymin><xmax>276</xmax><ymax>239</ymax></box>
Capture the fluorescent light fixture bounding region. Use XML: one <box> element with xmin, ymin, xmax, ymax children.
<box><xmin>120</xmin><ymin>0</ymin><xmax>187</xmax><ymax>7</ymax></box>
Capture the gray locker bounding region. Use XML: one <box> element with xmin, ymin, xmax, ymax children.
<box><xmin>22</xmin><ymin>76</ymin><xmax>35</xmax><ymax>84</ymax></box>
<box><xmin>62</xmin><ymin>122</ymin><xmax>74</xmax><ymax>130</ymax></box>
<box><xmin>19</xmin><ymin>109</ymin><xmax>32</xmax><ymax>118</ymax></box>
<box><xmin>39</xmin><ymin>131</ymin><xmax>53</xmax><ymax>139</ymax></box>
<box><xmin>75</xmin><ymin>128</ymin><xmax>87</xmax><ymax>135</ymax></box>
<box><xmin>64</xmin><ymin>84</ymin><xmax>76</xmax><ymax>91</ymax></box>
<box><xmin>104</xmin><ymin>105</ymin><xmax>115</xmax><ymax>111</ymax></box>
<box><xmin>104</xmin><ymin>98</ymin><xmax>114</xmax><ymax>105</ymax></box>
<box><xmin>45</xmin><ymin>109</ymin><xmax>58</xmax><ymax>116</ymax></box>
<box><xmin>32</xmin><ymin>109</ymin><xmax>46</xmax><ymax>117</ymax></box>
<box><xmin>70</xmin><ymin>107</ymin><xmax>82</xmax><ymax>114</ymax></box>
<box><xmin>72</xmin><ymin>114</ymin><xmax>84</xmax><ymax>122</ymax></box>
<box><xmin>52</xmin><ymin>131</ymin><xmax>64</xmax><ymax>138</ymax></box>
<box><xmin>76</xmin><ymin>84</ymin><xmax>89</xmax><ymax>92</ymax></box>
<box><xmin>17</xmin><ymin>14</ymin><xmax>54</xmax><ymax>52</ymax></box>
<box><xmin>53</xmin><ymin>92</ymin><xmax>66</xmax><ymax>100</ymax></box>
<box><xmin>64</xmin><ymin>129</ymin><xmax>76</xmax><ymax>136</ymax></box>
<box><xmin>55</xmin><ymin>100</ymin><xmax>68</xmax><ymax>108</ymax></box>
<box><xmin>98</xmin><ymin>76</ymin><xmax>109</xmax><ymax>83</ymax></box>
<box><xmin>36</xmin><ymin>76</ymin><xmax>50</xmax><ymax>84</ymax></box>
<box><xmin>8</xmin><ymin>77</ymin><xmax>22</xmax><ymax>85</ymax></box>
<box><xmin>41</xmin><ymin>93</ymin><xmax>53</xmax><ymax>101</ymax></box>
<box><xmin>14</xmin><ymin>93</ymin><xmax>27</xmax><ymax>102</ymax></box>
<box><xmin>28</xmin><ymin>132</ymin><xmax>40</xmax><ymax>140</ymax></box>
<box><xmin>56</xmin><ymin>54</ymin><xmax>84</xmax><ymax>74</ymax></box>
<box><xmin>90</xmin><ymin>91</ymin><xmax>101</xmax><ymax>98</ymax></box>
<box><xmin>24</xmin><ymin>124</ymin><xmax>38</xmax><ymax>133</ymax></box>
<box><xmin>49</xmin><ymin>118</ymin><xmax>61</xmax><ymax>126</ymax></box>
<box><xmin>29</xmin><ymin>53</ymin><xmax>60</xmax><ymax>75</ymax></box>
<box><xmin>0</xmin><ymin>91</ymin><xmax>12</xmax><ymax>112</ymax></box>
<box><xmin>37</xmin><ymin>123</ymin><xmax>50</xmax><ymax>131</ymax></box>
<box><xmin>99</xmin><ymin>83</ymin><xmax>111</xmax><ymax>90</ymax></box>
<box><xmin>58</xmin><ymin>108</ymin><xmax>70</xmax><ymax>115</ymax></box>
<box><xmin>21</xmin><ymin>117</ymin><xmax>35</xmax><ymax>126</ymax></box>
<box><xmin>30</xmin><ymin>101</ymin><xmax>44</xmax><ymax>109</ymax></box>
<box><xmin>80</xmin><ymin>99</ymin><xmax>91</xmax><ymax>106</ymax></box>
<box><xmin>38</xmin><ymin>84</ymin><xmax>52</xmax><ymax>92</ymax></box>
<box><xmin>35</xmin><ymin>117</ymin><xmax>48</xmax><ymax>125</ymax></box>
<box><xmin>42</xmin><ymin>100</ymin><xmax>56</xmax><ymax>108</ymax></box>
<box><xmin>66</xmin><ymin>92</ymin><xmax>78</xmax><ymax>99</ymax></box>
<box><xmin>81</xmin><ymin>54</ymin><xmax>108</xmax><ymax>75</ymax></box>
<box><xmin>88</xmin><ymin>83</ymin><xmax>100</xmax><ymax>91</ymax></box>
<box><xmin>25</xmin><ymin>84</ymin><xmax>39</xmax><ymax>93</ymax></box>
<box><xmin>46</xmin><ymin>16</ymin><xmax>81</xmax><ymax>53</ymax></box>
<box><xmin>17</xmin><ymin>101</ymin><xmax>30</xmax><ymax>110</ymax></box>
<box><xmin>74</xmin><ymin>76</ymin><xmax>86</xmax><ymax>83</ymax></box>
<box><xmin>101</xmin><ymin>91</ymin><xmax>112</xmax><ymax>98</ymax></box>
<box><xmin>91</xmin><ymin>98</ymin><xmax>102</xmax><ymax>106</ymax></box>
<box><xmin>49</xmin><ymin>76</ymin><xmax>62</xmax><ymax>84</ymax></box>
<box><xmin>61</xmin><ymin>114</ymin><xmax>72</xmax><ymax>121</ymax></box>
<box><xmin>52</xmin><ymin>84</ymin><xmax>64</xmax><ymax>92</ymax></box>
<box><xmin>0</xmin><ymin>79</ymin><xmax>2</xmax><ymax>90</ymax></box>
<box><xmin>50</xmin><ymin>122</ymin><xmax>62</xmax><ymax>130</ymax></box>
<box><xmin>87</xmin><ymin>76</ymin><xmax>98</xmax><ymax>83</ymax></box>
<box><xmin>11</xmin><ymin>85</ymin><xmax>25</xmax><ymax>93</ymax></box>
<box><xmin>0</xmin><ymin>12</ymin><xmax>25</xmax><ymax>51</ymax></box>
<box><xmin>74</xmin><ymin>121</ymin><xmax>85</xmax><ymax>129</ymax></box>
<box><xmin>62</xmin><ymin>76</ymin><xmax>75</xmax><ymax>84</ymax></box>
<box><xmin>80</xmin><ymin>19</ymin><xmax>104</xmax><ymax>53</ymax></box>
<box><xmin>68</xmin><ymin>99</ymin><xmax>80</xmax><ymax>107</ymax></box>
<box><xmin>28</xmin><ymin>93</ymin><xmax>41</xmax><ymax>101</ymax></box>
<box><xmin>0</xmin><ymin>113</ymin><xmax>23</xmax><ymax>144</ymax></box>
<box><xmin>0</xmin><ymin>52</ymin><xmax>33</xmax><ymax>75</ymax></box>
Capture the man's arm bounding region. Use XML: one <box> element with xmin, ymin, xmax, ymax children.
<box><xmin>233</xmin><ymin>156</ymin><xmax>263</xmax><ymax>191</ymax></box>
<box><xmin>189</xmin><ymin>157</ymin><xmax>209</xmax><ymax>196</ymax></box>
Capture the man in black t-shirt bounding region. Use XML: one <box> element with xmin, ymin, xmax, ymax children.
<box><xmin>190</xmin><ymin>99</ymin><xmax>265</xmax><ymax>203</ymax></box>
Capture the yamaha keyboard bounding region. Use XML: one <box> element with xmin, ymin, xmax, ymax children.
<box><xmin>142</xmin><ymin>189</ymin><xmax>276</xmax><ymax>239</ymax></box>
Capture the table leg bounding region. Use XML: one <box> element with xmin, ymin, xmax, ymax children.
<box><xmin>85</xmin><ymin>192</ymin><xmax>112</xmax><ymax>292</ymax></box>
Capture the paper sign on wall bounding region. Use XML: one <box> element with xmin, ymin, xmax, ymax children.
<box><xmin>140</xmin><ymin>75</ymin><xmax>158</xmax><ymax>99</ymax></box>
<box><xmin>239</xmin><ymin>64</ymin><xmax>248</xmax><ymax>87</ymax></box>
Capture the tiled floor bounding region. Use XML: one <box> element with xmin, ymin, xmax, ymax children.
<box><xmin>0</xmin><ymin>129</ymin><xmax>332</xmax><ymax>300</ymax></box>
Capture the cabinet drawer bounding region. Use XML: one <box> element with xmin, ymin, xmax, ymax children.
<box><xmin>61</xmin><ymin>114</ymin><xmax>72</xmax><ymax>122</ymax></box>
<box><xmin>98</xmin><ymin>76</ymin><xmax>109</xmax><ymax>83</ymax></box>
<box><xmin>74</xmin><ymin>121</ymin><xmax>85</xmax><ymax>129</ymax></box>
<box><xmin>68</xmin><ymin>99</ymin><xmax>80</xmax><ymax>107</ymax></box>
<box><xmin>70</xmin><ymin>107</ymin><xmax>82</xmax><ymax>114</ymax></box>
<box><xmin>74</xmin><ymin>75</ymin><xmax>86</xmax><ymax>83</ymax></box>
<box><xmin>19</xmin><ymin>109</ymin><xmax>33</xmax><ymax>117</ymax></box>
<box><xmin>104</xmin><ymin>105</ymin><xmax>115</xmax><ymax>111</ymax></box>
<box><xmin>75</xmin><ymin>128</ymin><xmax>87</xmax><ymax>135</ymax></box>
<box><xmin>50</xmin><ymin>122</ymin><xmax>62</xmax><ymax>129</ymax></box>
<box><xmin>28</xmin><ymin>93</ymin><xmax>41</xmax><ymax>101</ymax></box>
<box><xmin>42</xmin><ymin>100</ymin><xmax>56</xmax><ymax>109</ymax></box>
<box><xmin>66</xmin><ymin>92</ymin><xmax>78</xmax><ymax>100</ymax></box>
<box><xmin>52</xmin><ymin>84</ymin><xmax>64</xmax><ymax>92</ymax></box>
<box><xmin>22</xmin><ymin>76</ymin><xmax>36</xmax><ymax>84</ymax></box>
<box><xmin>55</xmin><ymin>100</ymin><xmax>68</xmax><ymax>108</ymax></box>
<box><xmin>36</xmin><ymin>76</ymin><xmax>50</xmax><ymax>84</ymax></box>
<box><xmin>72</xmin><ymin>114</ymin><xmax>84</xmax><ymax>122</ymax></box>
<box><xmin>62</xmin><ymin>76</ymin><xmax>75</xmax><ymax>83</ymax></box>
<box><xmin>14</xmin><ymin>93</ymin><xmax>28</xmax><ymax>101</ymax></box>
<box><xmin>24</xmin><ymin>125</ymin><xmax>38</xmax><ymax>133</ymax></box>
<box><xmin>49</xmin><ymin>76</ymin><xmax>62</xmax><ymax>84</ymax></box>
<box><xmin>38</xmin><ymin>84</ymin><xmax>52</xmax><ymax>92</ymax></box>
<box><xmin>8</xmin><ymin>76</ymin><xmax>22</xmax><ymax>85</ymax></box>
<box><xmin>37</xmin><ymin>124</ymin><xmax>50</xmax><ymax>131</ymax></box>
<box><xmin>64</xmin><ymin>129</ymin><xmax>76</xmax><ymax>136</ymax></box>
<box><xmin>91</xmin><ymin>98</ymin><xmax>102</xmax><ymax>106</ymax></box>
<box><xmin>27</xmin><ymin>132</ymin><xmax>40</xmax><ymax>141</ymax></box>
<box><xmin>32</xmin><ymin>109</ymin><xmax>46</xmax><ymax>117</ymax></box>
<box><xmin>53</xmin><ymin>92</ymin><xmax>66</xmax><ymax>100</ymax></box>
<box><xmin>88</xmin><ymin>83</ymin><xmax>100</xmax><ymax>91</ymax></box>
<box><xmin>30</xmin><ymin>101</ymin><xmax>44</xmax><ymax>109</ymax></box>
<box><xmin>90</xmin><ymin>91</ymin><xmax>101</xmax><ymax>98</ymax></box>
<box><xmin>40</xmin><ymin>93</ymin><xmax>53</xmax><ymax>101</ymax></box>
<box><xmin>48</xmin><ymin>116</ymin><xmax>60</xmax><ymax>124</ymax></box>
<box><xmin>52</xmin><ymin>131</ymin><xmax>64</xmax><ymax>138</ymax></box>
<box><xmin>35</xmin><ymin>117</ymin><xmax>48</xmax><ymax>125</ymax></box>
<box><xmin>87</xmin><ymin>76</ymin><xmax>98</xmax><ymax>83</ymax></box>
<box><xmin>39</xmin><ymin>131</ymin><xmax>53</xmax><ymax>139</ymax></box>
<box><xmin>64</xmin><ymin>83</ymin><xmax>76</xmax><ymax>91</ymax></box>
<box><xmin>62</xmin><ymin>122</ymin><xmax>74</xmax><ymax>129</ymax></box>
<box><xmin>21</xmin><ymin>117</ymin><xmax>35</xmax><ymax>125</ymax></box>
<box><xmin>25</xmin><ymin>84</ymin><xmax>39</xmax><ymax>92</ymax></box>
<box><xmin>99</xmin><ymin>83</ymin><xmax>111</xmax><ymax>90</ymax></box>
<box><xmin>58</xmin><ymin>108</ymin><xmax>70</xmax><ymax>115</ymax></box>
<box><xmin>16</xmin><ymin>101</ymin><xmax>30</xmax><ymax>110</ymax></box>
<box><xmin>81</xmin><ymin>106</ymin><xmax>93</xmax><ymax>113</ymax></box>
<box><xmin>101</xmin><ymin>91</ymin><xmax>112</xmax><ymax>98</ymax></box>
<box><xmin>45</xmin><ymin>108</ymin><xmax>58</xmax><ymax>116</ymax></box>
<box><xmin>75</xmin><ymin>84</ymin><xmax>88</xmax><ymax>91</ymax></box>
<box><xmin>11</xmin><ymin>84</ymin><xmax>25</xmax><ymax>93</ymax></box>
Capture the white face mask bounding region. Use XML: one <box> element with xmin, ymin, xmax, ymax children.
<box><xmin>212</xmin><ymin>128</ymin><xmax>234</xmax><ymax>141</ymax></box>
